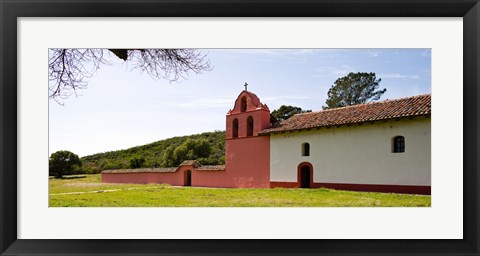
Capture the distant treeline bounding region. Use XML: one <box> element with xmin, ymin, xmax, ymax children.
<box><xmin>81</xmin><ymin>131</ymin><xmax>225</xmax><ymax>174</ymax></box>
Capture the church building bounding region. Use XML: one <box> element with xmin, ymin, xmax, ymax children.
<box><xmin>102</xmin><ymin>88</ymin><xmax>431</xmax><ymax>195</ymax></box>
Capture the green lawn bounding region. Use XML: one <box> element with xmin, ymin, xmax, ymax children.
<box><xmin>49</xmin><ymin>174</ymin><xmax>431</xmax><ymax>207</ymax></box>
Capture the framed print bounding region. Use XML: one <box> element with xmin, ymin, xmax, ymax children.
<box><xmin>1</xmin><ymin>0</ymin><xmax>479</xmax><ymax>255</ymax></box>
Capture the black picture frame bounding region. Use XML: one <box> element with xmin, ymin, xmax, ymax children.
<box><xmin>1</xmin><ymin>0</ymin><xmax>479</xmax><ymax>255</ymax></box>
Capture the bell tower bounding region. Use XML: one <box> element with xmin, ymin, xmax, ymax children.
<box><xmin>224</xmin><ymin>86</ymin><xmax>271</xmax><ymax>188</ymax></box>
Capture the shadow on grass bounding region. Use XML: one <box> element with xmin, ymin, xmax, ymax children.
<box><xmin>49</xmin><ymin>175</ymin><xmax>87</xmax><ymax>180</ymax></box>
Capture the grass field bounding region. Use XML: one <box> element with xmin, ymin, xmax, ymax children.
<box><xmin>49</xmin><ymin>174</ymin><xmax>431</xmax><ymax>207</ymax></box>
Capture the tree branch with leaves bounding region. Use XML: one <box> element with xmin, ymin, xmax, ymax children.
<box><xmin>49</xmin><ymin>49</ymin><xmax>212</xmax><ymax>104</ymax></box>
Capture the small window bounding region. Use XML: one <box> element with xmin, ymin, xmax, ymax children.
<box><xmin>302</xmin><ymin>143</ymin><xmax>310</xmax><ymax>156</ymax></box>
<box><xmin>247</xmin><ymin>116</ymin><xmax>254</xmax><ymax>136</ymax></box>
<box><xmin>393</xmin><ymin>136</ymin><xmax>405</xmax><ymax>153</ymax></box>
<box><xmin>232</xmin><ymin>118</ymin><xmax>239</xmax><ymax>138</ymax></box>
<box><xmin>241</xmin><ymin>97</ymin><xmax>247</xmax><ymax>112</ymax></box>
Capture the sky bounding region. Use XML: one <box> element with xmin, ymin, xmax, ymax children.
<box><xmin>49</xmin><ymin>49</ymin><xmax>431</xmax><ymax>157</ymax></box>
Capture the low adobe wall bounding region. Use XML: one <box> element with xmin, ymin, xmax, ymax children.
<box><xmin>101</xmin><ymin>171</ymin><xmax>183</xmax><ymax>185</ymax></box>
<box><xmin>101</xmin><ymin>165</ymin><xmax>231</xmax><ymax>187</ymax></box>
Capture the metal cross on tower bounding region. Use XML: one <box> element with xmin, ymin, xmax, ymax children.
<box><xmin>244</xmin><ymin>82</ymin><xmax>248</xmax><ymax>91</ymax></box>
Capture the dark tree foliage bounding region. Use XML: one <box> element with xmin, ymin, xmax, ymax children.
<box><xmin>271</xmin><ymin>105</ymin><xmax>312</xmax><ymax>122</ymax></box>
<box><xmin>128</xmin><ymin>157</ymin><xmax>146</xmax><ymax>169</ymax></box>
<box><xmin>323</xmin><ymin>72</ymin><xmax>386</xmax><ymax>109</ymax></box>
<box><xmin>49</xmin><ymin>150</ymin><xmax>82</xmax><ymax>178</ymax></box>
<box><xmin>49</xmin><ymin>49</ymin><xmax>212</xmax><ymax>104</ymax></box>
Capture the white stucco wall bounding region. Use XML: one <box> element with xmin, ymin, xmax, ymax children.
<box><xmin>270</xmin><ymin>117</ymin><xmax>431</xmax><ymax>186</ymax></box>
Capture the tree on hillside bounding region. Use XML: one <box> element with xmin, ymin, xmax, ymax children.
<box><xmin>129</xmin><ymin>157</ymin><xmax>146</xmax><ymax>169</ymax></box>
<box><xmin>323</xmin><ymin>72</ymin><xmax>386</xmax><ymax>109</ymax></box>
<box><xmin>271</xmin><ymin>105</ymin><xmax>312</xmax><ymax>122</ymax></box>
<box><xmin>162</xmin><ymin>139</ymin><xmax>212</xmax><ymax>167</ymax></box>
<box><xmin>49</xmin><ymin>49</ymin><xmax>212</xmax><ymax>104</ymax></box>
<box><xmin>79</xmin><ymin>131</ymin><xmax>226</xmax><ymax>173</ymax></box>
<box><xmin>49</xmin><ymin>150</ymin><xmax>82</xmax><ymax>178</ymax></box>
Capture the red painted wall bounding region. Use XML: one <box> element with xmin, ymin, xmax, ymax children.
<box><xmin>224</xmin><ymin>136</ymin><xmax>270</xmax><ymax>188</ymax></box>
<box><xmin>192</xmin><ymin>171</ymin><xmax>230</xmax><ymax>188</ymax></box>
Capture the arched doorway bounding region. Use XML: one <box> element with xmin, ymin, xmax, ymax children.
<box><xmin>297</xmin><ymin>162</ymin><xmax>313</xmax><ymax>188</ymax></box>
<box><xmin>185</xmin><ymin>170</ymin><xmax>192</xmax><ymax>186</ymax></box>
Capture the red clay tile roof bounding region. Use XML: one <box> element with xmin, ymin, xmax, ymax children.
<box><xmin>102</xmin><ymin>167</ymin><xmax>177</xmax><ymax>174</ymax></box>
<box><xmin>259</xmin><ymin>94</ymin><xmax>431</xmax><ymax>135</ymax></box>
<box><xmin>196</xmin><ymin>165</ymin><xmax>226</xmax><ymax>171</ymax></box>
<box><xmin>101</xmin><ymin>161</ymin><xmax>226</xmax><ymax>174</ymax></box>
<box><xmin>179</xmin><ymin>160</ymin><xmax>201</xmax><ymax>167</ymax></box>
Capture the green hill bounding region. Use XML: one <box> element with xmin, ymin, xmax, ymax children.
<box><xmin>81</xmin><ymin>131</ymin><xmax>225</xmax><ymax>174</ymax></box>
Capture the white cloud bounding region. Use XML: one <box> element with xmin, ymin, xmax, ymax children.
<box><xmin>379</xmin><ymin>73</ymin><xmax>420</xmax><ymax>79</ymax></box>
<box><xmin>366</xmin><ymin>50</ymin><xmax>381</xmax><ymax>57</ymax></box>
<box><xmin>313</xmin><ymin>65</ymin><xmax>356</xmax><ymax>77</ymax></box>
